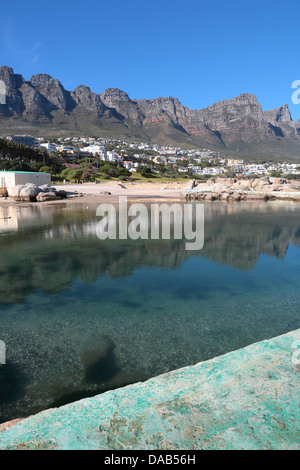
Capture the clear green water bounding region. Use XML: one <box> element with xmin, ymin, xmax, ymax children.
<box><xmin>0</xmin><ymin>200</ymin><xmax>300</xmax><ymax>422</ymax></box>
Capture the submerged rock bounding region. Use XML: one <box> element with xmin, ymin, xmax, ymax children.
<box><xmin>80</xmin><ymin>336</ymin><xmax>118</xmax><ymax>384</ymax></box>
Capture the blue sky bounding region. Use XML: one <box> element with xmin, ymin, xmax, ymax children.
<box><xmin>1</xmin><ymin>0</ymin><xmax>300</xmax><ymax>119</ymax></box>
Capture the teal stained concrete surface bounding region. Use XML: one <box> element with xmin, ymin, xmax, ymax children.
<box><xmin>0</xmin><ymin>329</ymin><xmax>299</xmax><ymax>450</ymax></box>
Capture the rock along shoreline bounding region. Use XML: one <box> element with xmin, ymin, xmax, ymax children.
<box><xmin>185</xmin><ymin>176</ymin><xmax>300</xmax><ymax>202</ymax></box>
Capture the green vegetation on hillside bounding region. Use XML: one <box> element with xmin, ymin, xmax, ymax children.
<box><xmin>0</xmin><ymin>138</ymin><xmax>64</xmax><ymax>175</ymax></box>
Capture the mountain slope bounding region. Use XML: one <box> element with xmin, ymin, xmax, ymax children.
<box><xmin>0</xmin><ymin>65</ymin><xmax>299</xmax><ymax>160</ymax></box>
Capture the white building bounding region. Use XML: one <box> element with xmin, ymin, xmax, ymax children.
<box><xmin>245</xmin><ymin>164</ymin><xmax>268</xmax><ymax>175</ymax></box>
<box><xmin>190</xmin><ymin>166</ymin><xmax>203</xmax><ymax>175</ymax></box>
<box><xmin>83</xmin><ymin>145</ymin><xmax>107</xmax><ymax>160</ymax></box>
<box><xmin>281</xmin><ymin>165</ymin><xmax>300</xmax><ymax>175</ymax></box>
<box><xmin>167</xmin><ymin>156</ymin><xmax>179</xmax><ymax>164</ymax></box>
<box><xmin>40</xmin><ymin>142</ymin><xmax>57</xmax><ymax>152</ymax></box>
<box><xmin>0</xmin><ymin>171</ymin><xmax>51</xmax><ymax>188</ymax></box>
<box><xmin>123</xmin><ymin>161</ymin><xmax>137</xmax><ymax>171</ymax></box>
<box><xmin>107</xmin><ymin>151</ymin><xmax>122</xmax><ymax>162</ymax></box>
<box><xmin>203</xmin><ymin>167</ymin><xmax>225</xmax><ymax>175</ymax></box>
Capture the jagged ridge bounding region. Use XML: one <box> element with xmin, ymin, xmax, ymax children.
<box><xmin>0</xmin><ymin>65</ymin><xmax>300</xmax><ymax>160</ymax></box>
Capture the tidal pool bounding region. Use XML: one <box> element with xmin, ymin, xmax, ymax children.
<box><xmin>0</xmin><ymin>200</ymin><xmax>300</xmax><ymax>422</ymax></box>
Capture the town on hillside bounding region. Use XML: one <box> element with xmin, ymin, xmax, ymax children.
<box><xmin>1</xmin><ymin>134</ymin><xmax>300</xmax><ymax>182</ymax></box>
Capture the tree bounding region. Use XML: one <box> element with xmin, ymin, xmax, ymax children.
<box><xmin>39</xmin><ymin>166</ymin><xmax>52</xmax><ymax>174</ymax></box>
<box><xmin>67</xmin><ymin>169</ymin><xmax>84</xmax><ymax>181</ymax></box>
<box><xmin>269</xmin><ymin>170</ymin><xmax>282</xmax><ymax>178</ymax></box>
<box><xmin>138</xmin><ymin>165</ymin><xmax>153</xmax><ymax>178</ymax></box>
<box><xmin>29</xmin><ymin>162</ymin><xmax>44</xmax><ymax>172</ymax></box>
<box><xmin>0</xmin><ymin>160</ymin><xmax>31</xmax><ymax>172</ymax></box>
<box><xmin>60</xmin><ymin>168</ymin><xmax>79</xmax><ymax>181</ymax></box>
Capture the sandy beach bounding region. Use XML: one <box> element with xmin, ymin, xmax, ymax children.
<box><xmin>0</xmin><ymin>181</ymin><xmax>188</xmax><ymax>207</ymax></box>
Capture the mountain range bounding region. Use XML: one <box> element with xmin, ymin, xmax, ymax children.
<box><xmin>1</xmin><ymin>65</ymin><xmax>300</xmax><ymax>161</ymax></box>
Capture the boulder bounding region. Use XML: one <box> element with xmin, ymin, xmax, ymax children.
<box><xmin>252</xmin><ymin>179</ymin><xmax>264</xmax><ymax>189</ymax></box>
<box><xmin>270</xmin><ymin>184</ymin><xmax>282</xmax><ymax>191</ymax></box>
<box><xmin>19</xmin><ymin>184</ymin><xmax>41</xmax><ymax>202</ymax></box>
<box><xmin>8</xmin><ymin>183</ymin><xmax>41</xmax><ymax>202</ymax></box>
<box><xmin>212</xmin><ymin>183</ymin><xmax>228</xmax><ymax>192</ymax></box>
<box><xmin>204</xmin><ymin>193</ymin><xmax>214</xmax><ymax>201</ymax></box>
<box><xmin>221</xmin><ymin>192</ymin><xmax>230</xmax><ymax>201</ymax></box>
<box><xmin>269</xmin><ymin>177</ymin><xmax>287</xmax><ymax>185</ymax></box>
<box><xmin>7</xmin><ymin>185</ymin><xmax>24</xmax><ymax>199</ymax></box>
<box><xmin>55</xmin><ymin>190</ymin><xmax>67</xmax><ymax>199</ymax></box>
<box><xmin>244</xmin><ymin>193</ymin><xmax>269</xmax><ymax>201</ymax></box>
<box><xmin>39</xmin><ymin>184</ymin><xmax>58</xmax><ymax>193</ymax></box>
<box><xmin>7</xmin><ymin>183</ymin><xmax>67</xmax><ymax>202</ymax></box>
<box><xmin>36</xmin><ymin>192</ymin><xmax>58</xmax><ymax>202</ymax></box>
<box><xmin>229</xmin><ymin>193</ymin><xmax>241</xmax><ymax>201</ymax></box>
<box><xmin>281</xmin><ymin>184</ymin><xmax>297</xmax><ymax>192</ymax></box>
<box><xmin>239</xmin><ymin>180</ymin><xmax>251</xmax><ymax>190</ymax></box>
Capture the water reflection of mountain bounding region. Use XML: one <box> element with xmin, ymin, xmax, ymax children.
<box><xmin>1</xmin><ymin>202</ymin><xmax>300</xmax><ymax>304</ymax></box>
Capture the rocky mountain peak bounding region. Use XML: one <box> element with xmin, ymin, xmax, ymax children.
<box><xmin>264</xmin><ymin>104</ymin><xmax>293</xmax><ymax>125</ymax></box>
<box><xmin>70</xmin><ymin>85</ymin><xmax>106</xmax><ymax>115</ymax></box>
<box><xmin>0</xmin><ymin>65</ymin><xmax>16</xmax><ymax>81</ymax></box>
<box><xmin>0</xmin><ymin>66</ymin><xmax>25</xmax><ymax>116</ymax></box>
<box><xmin>0</xmin><ymin>65</ymin><xmax>25</xmax><ymax>91</ymax></box>
<box><xmin>73</xmin><ymin>85</ymin><xmax>91</xmax><ymax>93</ymax></box>
<box><xmin>100</xmin><ymin>88</ymin><xmax>131</xmax><ymax>106</ymax></box>
<box><xmin>30</xmin><ymin>73</ymin><xmax>56</xmax><ymax>87</ymax></box>
<box><xmin>28</xmin><ymin>73</ymin><xmax>69</xmax><ymax>111</ymax></box>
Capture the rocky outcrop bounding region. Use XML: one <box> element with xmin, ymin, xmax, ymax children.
<box><xmin>70</xmin><ymin>86</ymin><xmax>108</xmax><ymax>116</ymax></box>
<box><xmin>7</xmin><ymin>183</ymin><xmax>67</xmax><ymax>202</ymax></box>
<box><xmin>30</xmin><ymin>73</ymin><xmax>70</xmax><ymax>112</ymax></box>
<box><xmin>1</xmin><ymin>65</ymin><xmax>300</xmax><ymax>158</ymax></box>
<box><xmin>264</xmin><ymin>105</ymin><xmax>297</xmax><ymax>138</ymax></box>
<box><xmin>185</xmin><ymin>177</ymin><xmax>300</xmax><ymax>202</ymax></box>
<box><xmin>0</xmin><ymin>66</ymin><xmax>24</xmax><ymax>117</ymax></box>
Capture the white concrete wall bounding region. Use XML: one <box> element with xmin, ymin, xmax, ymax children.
<box><xmin>0</xmin><ymin>172</ymin><xmax>51</xmax><ymax>188</ymax></box>
<box><xmin>0</xmin><ymin>172</ymin><xmax>15</xmax><ymax>188</ymax></box>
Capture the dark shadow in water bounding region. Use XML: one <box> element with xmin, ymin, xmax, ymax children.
<box><xmin>172</xmin><ymin>284</ymin><xmax>209</xmax><ymax>300</ymax></box>
<box><xmin>0</xmin><ymin>362</ymin><xmax>25</xmax><ymax>405</ymax></box>
<box><xmin>49</xmin><ymin>373</ymin><xmax>146</xmax><ymax>409</ymax></box>
<box><xmin>117</xmin><ymin>299</ymin><xmax>143</xmax><ymax>309</ymax></box>
<box><xmin>79</xmin><ymin>335</ymin><xmax>120</xmax><ymax>384</ymax></box>
<box><xmin>83</xmin><ymin>347</ymin><xmax>120</xmax><ymax>384</ymax></box>
<box><xmin>95</xmin><ymin>288</ymin><xmax>123</xmax><ymax>301</ymax></box>
<box><xmin>49</xmin><ymin>336</ymin><xmax>147</xmax><ymax>409</ymax></box>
